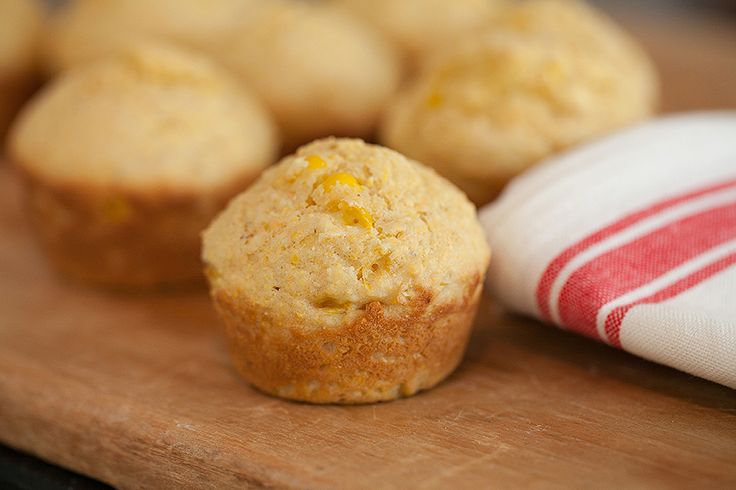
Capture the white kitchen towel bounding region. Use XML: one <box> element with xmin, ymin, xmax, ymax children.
<box><xmin>479</xmin><ymin>112</ymin><xmax>736</xmax><ymax>388</ymax></box>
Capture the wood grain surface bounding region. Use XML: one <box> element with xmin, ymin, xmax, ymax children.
<box><xmin>1</xmin><ymin>7</ymin><xmax>735</xmax><ymax>490</ymax></box>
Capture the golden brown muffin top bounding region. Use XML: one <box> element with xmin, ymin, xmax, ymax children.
<box><xmin>203</xmin><ymin>138</ymin><xmax>490</xmax><ymax>329</ymax></box>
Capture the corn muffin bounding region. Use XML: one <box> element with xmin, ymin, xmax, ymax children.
<box><xmin>333</xmin><ymin>0</ymin><xmax>509</xmax><ymax>71</ymax></box>
<box><xmin>10</xmin><ymin>43</ymin><xmax>278</xmax><ymax>288</ymax></box>
<box><xmin>221</xmin><ymin>0</ymin><xmax>401</xmax><ymax>151</ymax></box>
<box><xmin>0</xmin><ymin>0</ymin><xmax>43</xmax><ymax>142</ymax></box>
<box><xmin>381</xmin><ymin>0</ymin><xmax>658</xmax><ymax>205</ymax></box>
<box><xmin>203</xmin><ymin>138</ymin><xmax>490</xmax><ymax>404</ymax></box>
<box><xmin>42</xmin><ymin>0</ymin><xmax>256</xmax><ymax>75</ymax></box>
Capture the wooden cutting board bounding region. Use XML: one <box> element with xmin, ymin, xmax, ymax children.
<box><xmin>1</xmin><ymin>7</ymin><xmax>735</xmax><ymax>490</ymax></box>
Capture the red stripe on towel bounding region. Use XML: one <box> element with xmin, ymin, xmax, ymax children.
<box><xmin>557</xmin><ymin>201</ymin><xmax>736</xmax><ymax>340</ymax></box>
<box><xmin>603</xmin><ymin>252</ymin><xmax>736</xmax><ymax>347</ymax></box>
<box><xmin>535</xmin><ymin>178</ymin><xmax>736</xmax><ymax>321</ymax></box>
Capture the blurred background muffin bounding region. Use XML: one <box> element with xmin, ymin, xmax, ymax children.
<box><xmin>333</xmin><ymin>0</ymin><xmax>510</xmax><ymax>73</ymax></box>
<box><xmin>10</xmin><ymin>43</ymin><xmax>277</xmax><ymax>288</ymax></box>
<box><xmin>381</xmin><ymin>0</ymin><xmax>658</xmax><ymax>205</ymax></box>
<box><xmin>42</xmin><ymin>0</ymin><xmax>256</xmax><ymax>75</ymax></box>
<box><xmin>220</xmin><ymin>0</ymin><xmax>401</xmax><ymax>151</ymax></box>
<box><xmin>203</xmin><ymin>138</ymin><xmax>490</xmax><ymax>403</ymax></box>
<box><xmin>0</xmin><ymin>0</ymin><xmax>43</xmax><ymax>144</ymax></box>
<box><xmin>493</xmin><ymin>0</ymin><xmax>658</xmax><ymax>81</ymax></box>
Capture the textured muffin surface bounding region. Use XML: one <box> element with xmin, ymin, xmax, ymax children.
<box><xmin>222</xmin><ymin>0</ymin><xmax>400</xmax><ymax>149</ymax></box>
<box><xmin>381</xmin><ymin>0</ymin><xmax>658</xmax><ymax>204</ymax></box>
<box><xmin>12</xmin><ymin>42</ymin><xmax>277</xmax><ymax>192</ymax></box>
<box><xmin>204</xmin><ymin>138</ymin><xmax>489</xmax><ymax>329</ymax></box>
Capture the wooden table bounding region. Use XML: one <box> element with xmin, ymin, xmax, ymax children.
<box><xmin>1</xmin><ymin>7</ymin><xmax>735</xmax><ymax>490</ymax></box>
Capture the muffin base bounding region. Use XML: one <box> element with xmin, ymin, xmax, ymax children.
<box><xmin>212</xmin><ymin>274</ymin><xmax>484</xmax><ymax>404</ymax></box>
<box><xmin>16</xmin><ymin>167</ymin><xmax>255</xmax><ymax>289</ymax></box>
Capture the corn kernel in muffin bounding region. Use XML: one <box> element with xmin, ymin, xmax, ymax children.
<box><xmin>203</xmin><ymin>138</ymin><xmax>490</xmax><ymax>404</ymax></box>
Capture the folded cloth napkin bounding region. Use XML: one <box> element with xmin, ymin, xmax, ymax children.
<box><xmin>479</xmin><ymin>112</ymin><xmax>736</xmax><ymax>389</ymax></box>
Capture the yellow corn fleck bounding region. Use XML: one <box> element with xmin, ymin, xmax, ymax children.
<box><xmin>321</xmin><ymin>172</ymin><xmax>360</xmax><ymax>192</ymax></box>
<box><xmin>425</xmin><ymin>90</ymin><xmax>444</xmax><ymax>108</ymax></box>
<box><xmin>290</xmin><ymin>254</ymin><xmax>300</xmax><ymax>265</ymax></box>
<box><xmin>306</xmin><ymin>155</ymin><xmax>327</xmax><ymax>170</ymax></box>
<box><xmin>338</xmin><ymin>201</ymin><xmax>373</xmax><ymax>229</ymax></box>
<box><xmin>101</xmin><ymin>196</ymin><xmax>132</xmax><ymax>223</ymax></box>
